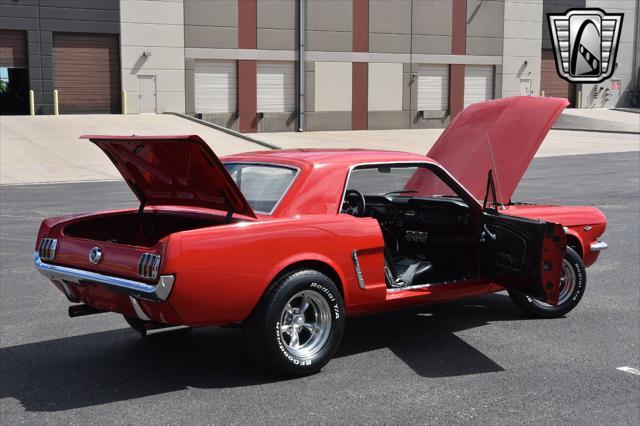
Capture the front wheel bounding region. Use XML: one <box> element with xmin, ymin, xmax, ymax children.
<box><xmin>244</xmin><ymin>269</ymin><xmax>345</xmax><ymax>376</ymax></box>
<box><xmin>509</xmin><ymin>247</ymin><xmax>586</xmax><ymax>318</ymax></box>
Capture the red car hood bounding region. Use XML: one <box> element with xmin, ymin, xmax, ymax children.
<box><xmin>83</xmin><ymin>135</ymin><xmax>256</xmax><ymax>218</ymax></box>
<box><xmin>427</xmin><ymin>96</ymin><xmax>568</xmax><ymax>204</ymax></box>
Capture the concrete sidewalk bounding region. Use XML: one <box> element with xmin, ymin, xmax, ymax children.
<box><xmin>553</xmin><ymin>108</ymin><xmax>640</xmax><ymax>133</ymax></box>
<box><xmin>0</xmin><ymin>114</ymin><xmax>265</xmax><ymax>185</ymax></box>
<box><xmin>1</xmin><ymin>113</ymin><xmax>638</xmax><ymax>185</ymax></box>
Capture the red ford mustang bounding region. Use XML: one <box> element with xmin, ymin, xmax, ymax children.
<box><xmin>34</xmin><ymin>97</ymin><xmax>607</xmax><ymax>375</ymax></box>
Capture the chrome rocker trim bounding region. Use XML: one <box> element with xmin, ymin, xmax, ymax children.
<box><xmin>590</xmin><ymin>241</ymin><xmax>608</xmax><ymax>252</ymax></box>
<box><xmin>33</xmin><ymin>252</ymin><xmax>174</xmax><ymax>302</ymax></box>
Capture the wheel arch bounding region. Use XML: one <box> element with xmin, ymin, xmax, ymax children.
<box><xmin>269</xmin><ymin>259</ymin><xmax>345</xmax><ymax>300</ymax></box>
<box><xmin>565</xmin><ymin>231</ymin><xmax>584</xmax><ymax>258</ymax></box>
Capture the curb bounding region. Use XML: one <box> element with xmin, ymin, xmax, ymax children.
<box><xmin>551</xmin><ymin>126</ymin><xmax>640</xmax><ymax>135</ymax></box>
<box><xmin>165</xmin><ymin>112</ymin><xmax>281</xmax><ymax>150</ymax></box>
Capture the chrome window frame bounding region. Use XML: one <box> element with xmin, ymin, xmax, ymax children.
<box><xmin>338</xmin><ymin>161</ymin><xmax>482</xmax><ymax>215</ymax></box>
<box><xmin>223</xmin><ymin>161</ymin><xmax>300</xmax><ymax>215</ymax></box>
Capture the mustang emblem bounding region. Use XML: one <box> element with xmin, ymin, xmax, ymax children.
<box><xmin>89</xmin><ymin>247</ymin><xmax>103</xmax><ymax>264</ymax></box>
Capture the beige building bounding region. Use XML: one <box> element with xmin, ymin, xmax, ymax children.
<box><xmin>2</xmin><ymin>0</ymin><xmax>638</xmax><ymax>132</ymax></box>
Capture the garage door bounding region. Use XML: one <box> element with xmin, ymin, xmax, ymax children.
<box><xmin>194</xmin><ymin>61</ymin><xmax>237</xmax><ymax>114</ymax></box>
<box><xmin>257</xmin><ymin>61</ymin><xmax>295</xmax><ymax>113</ymax></box>
<box><xmin>53</xmin><ymin>33</ymin><xmax>120</xmax><ymax>114</ymax></box>
<box><xmin>0</xmin><ymin>30</ymin><xmax>27</xmax><ymax>68</ymax></box>
<box><xmin>541</xmin><ymin>50</ymin><xmax>574</xmax><ymax>105</ymax></box>
<box><xmin>464</xmin><ymin>65</ymin><xmax>494</xmax><ymax>108</ymax></box>
<box><xmin>417</xmin><ymin>64</ymin><xmax>449</xmax><ymax>111</ymax></box>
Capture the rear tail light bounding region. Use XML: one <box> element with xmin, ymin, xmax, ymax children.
<box><xmin>39</xmin><ymin>238</ymin><xmax>57</xmax><ymax>260</ymax></box>
<box><xmin>138</xmin><ymin>253</ymin><xmax>161</xmax><ymax>280</ymax></box>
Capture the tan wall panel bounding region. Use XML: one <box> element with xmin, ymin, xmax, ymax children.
<box><xmin>368</xmin><ymin>62</ymin><xmax>403</xmax><ymax>111</ymax></box>
<box><xmin>314</xmin><ymin>61</ymin><xmax>352</xmax><ymax>112</ymax></box>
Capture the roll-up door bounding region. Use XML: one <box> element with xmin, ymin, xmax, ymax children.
<box><xmin>53</xmin><ymin>33</ymin><xmax>120</xmax><ymax>114</ymax></box>
<box><xmin>541</xmin><ymin>50</ymin><xmax>574</xmax><ymax>105</ymax></box>
<box><xmin>0</xmin><ymin>30</ymin><xmax>27</xmax><ymax>68</ymax></box>
<box><xmin>257</xmin><ymin>61</ymin><xmax>295</xmax><ymax>113</ymax></box>
<box><xmin>194</xmin><ymin>61</ymin><xmax>237</xmax><ymax>114</ymax></box>
<box><xmin>464</xmin><ymin>65</ymin><xmax>494</xmax><ymax>107</ymax></box>
<box><xmin>417</xmin><ymin>65</ymin><xmax>449</xmax><ymax>111</ymax></box>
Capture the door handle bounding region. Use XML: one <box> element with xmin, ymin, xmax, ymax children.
<box><xmin>481</xmin><ymin>224</ymin><xmax>497</xmax><ymax>242</ymax></box>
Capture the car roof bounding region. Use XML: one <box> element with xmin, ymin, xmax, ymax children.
<box><xmin>222</xmin><ymin>148</ymin><xmax>435</xmax><ymax>168</ymax></box>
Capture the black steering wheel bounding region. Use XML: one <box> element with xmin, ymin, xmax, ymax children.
<box><xmin>342</xmin><ymin>189</ymin><xmax>366</xmax><ymax>217</ymax></box>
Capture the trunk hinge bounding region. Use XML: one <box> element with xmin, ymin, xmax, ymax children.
<box><xmin>222</xmin><ymin>193</ymin><xmax>235</xmax><ymax>223</ymax></box>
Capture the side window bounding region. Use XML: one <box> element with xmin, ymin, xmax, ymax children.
<box><xmin>347</xmin><ymin>165</ymin><xmax>459</xmax><ymax>199</ymax></box>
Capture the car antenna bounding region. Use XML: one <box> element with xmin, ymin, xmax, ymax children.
<box><xmin>485</xmin><ymin>133</ymin><xmax>506</xmax><ymax>209</ymax></box>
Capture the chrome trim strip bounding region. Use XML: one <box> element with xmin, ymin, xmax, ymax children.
<box><xmin>129</xmin><ymin>296</ymin><xmax>151</xmax><ymax>321</ymax></box>
<box><xmin>222</xmin><ymin>162</ymin><xmax>300</xmax><ymax>215</ymax></box>
<box><xmin>33</xmin><ymin>252</ymin><xmax>175</xmax><ymax>302</ymax></box>
<box><xmin>590</xmin><ymin>241</ymin><xmax>608</xmax><ymax>251</ymax></box>
<box><xmin>351</xmin><ymin>250</ymin><xmax>366</xmax><ymax>289</ymax></box>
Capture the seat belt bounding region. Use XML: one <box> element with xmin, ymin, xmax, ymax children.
<box><xmin>397</xmin><ymin>262</ymin><xmax>420</xmax><ymax>288</ymax></box>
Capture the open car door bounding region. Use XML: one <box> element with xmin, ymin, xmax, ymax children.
<box><xmin>479</xmin><ymin>211</ymin><xmax>566</xmax><ymax>305</ymax></box>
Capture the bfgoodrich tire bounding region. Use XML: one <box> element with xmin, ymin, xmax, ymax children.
<box><xmin>509</xmin><ymin>247</ymin><xmax>586</xmax><ymax>318</ymax></box>
<box><xmin>244</xmin><ymin>269</ymin><xmax>345</xmax><ymax>376</ymax></box>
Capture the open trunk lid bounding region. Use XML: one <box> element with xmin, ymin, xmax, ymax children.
<box><xmin>82</xmin><ymin>135</ymin><xmax>256</xmax><ymax>218</ymax></box>
<box><xmin>425</xmin><ymin>96</ymin><xmax>568</xmax><ymax>204</ymax></box>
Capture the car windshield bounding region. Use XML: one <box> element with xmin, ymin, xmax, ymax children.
<box><xmin>224</xmin><ymin>163</ymin><xmax>297</xmax><ymax>214</ymax></box>
<box><xmin>347</xmin><ymin>165</ymin><xmax>459</xmax><ymax>199</ymax></box>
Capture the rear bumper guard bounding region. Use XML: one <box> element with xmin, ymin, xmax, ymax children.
<box><xmin>33</xmin><ymin>252</ymin><xmax>174</xmax><ymax>302</ymax></box>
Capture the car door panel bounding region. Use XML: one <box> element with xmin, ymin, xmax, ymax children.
<box><xmin>480</xmin><ymin>212</ymin><xmax>565</xmax><ymax>305</ymax></box>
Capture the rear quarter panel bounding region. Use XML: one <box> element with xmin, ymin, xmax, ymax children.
<box><xmin>162</xmin><ymin>214</ymin><xmax>387</xmax><ymax>326</ymax></box>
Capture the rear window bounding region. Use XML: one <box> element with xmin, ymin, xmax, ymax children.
<box><xmin>224</xmin><ymin>163</ymin><xmax>297</xmax><ymax>214</ymax></box>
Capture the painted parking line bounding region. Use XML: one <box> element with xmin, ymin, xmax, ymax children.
<box><xmin>617</xmin><ymin>367</ymin><xmax>640</xmax><ymax>376</ymax></box>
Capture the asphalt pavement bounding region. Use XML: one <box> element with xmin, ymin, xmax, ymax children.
<box><xmin>1</xmin><ymin>152</ymin><xmax>638</xmax><ymax>425</ymax></box>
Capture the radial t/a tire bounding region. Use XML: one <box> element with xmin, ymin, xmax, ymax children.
<box><xmin>244</xmin><ymin>269</ymin><xmax>345</xmax><ymax>377</ymax></box>
<box><xmin>509</xmin><ymin>247</ymin><xmax>586</xmax><ymax>318</ymax></box>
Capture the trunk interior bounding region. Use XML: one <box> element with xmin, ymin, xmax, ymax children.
<box><xmin>64</xmin><ymin>211</ymin><xmax>234</xmax><ymax>247</ymax></box>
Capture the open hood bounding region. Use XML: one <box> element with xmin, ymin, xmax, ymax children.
<box><xmin>82</xmin><ymin>135</ymin><xmax>256</xmax><ymax>218</ymax></box>
<box><xmin>425</xmin><ymin>96</ymin><xmax>568</xmax><ymax>204</ymax></box>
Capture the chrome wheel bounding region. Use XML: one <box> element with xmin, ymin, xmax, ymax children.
<box><xmin>533</xmin><ymin>258</ymin><xmax>576</xmax><ymax>307</ymax></box>
<box><xmin>279</xmin><ymin>290</ymin><xmax>332</xmax><ymax>359</ymax></box>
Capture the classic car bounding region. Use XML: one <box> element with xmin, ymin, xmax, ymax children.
<box><xmin>34</xmin><ymin>96</ymin><xmax>607</xmax><ymax>376</ymax></box>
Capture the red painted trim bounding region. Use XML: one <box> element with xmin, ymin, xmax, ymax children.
<box><xmin>238</xmin><ymin>60</ymin><xmax>257</xmax><ymax>133</ymax></box>
<box><xmin>449</xmin><ymin>64</ymin><xmax>465</xmax><ymax>118</ymax></box>
<box><xmin>238</xmin><ymin>0</ymin><xmax>257</xmax><ymax>49</ymax></box>
<box><xmin>353</xmin><ymin>0</ymin><xmax>369</xmax><ymax>52</ymax></box>
<box><xmin>451</xmin><ymin>0</ymin><xmax>467</xmax><ymax>55</ymax></box>
<box><xmin>352</xmin><ymin>62</ymin><xmax>368</xmax><ymax>130</ymax></box>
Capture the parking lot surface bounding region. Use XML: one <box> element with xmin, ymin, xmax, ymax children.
<box><xmin>1</xmin><ymin>152</ymin><xmax>638</xmax><ymax>425</ymax></box>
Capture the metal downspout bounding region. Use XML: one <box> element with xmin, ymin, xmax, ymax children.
<box><xmin>298</xmin><ymin>0</ymin><xmax>306</xmax><ymax>131</ymax></box>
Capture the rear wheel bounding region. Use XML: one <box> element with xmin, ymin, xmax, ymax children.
<box><xmin>509</xmin><ymin>247</ymin><xmax>586</xmax><ymax>318</ymax></box>
<box><xmin>244</xmin><ymin>269</ymin><xmax>345</xmax><ymax>376</ymax></box>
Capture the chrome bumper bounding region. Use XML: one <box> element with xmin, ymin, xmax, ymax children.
<box><xmin>590</xmin><ymin>241</ymin><xmax>608</xmax><ymax>252</ymax></box>
<box><xmin>33</xmin><ymin>252</ymin><xmax>174</xmax><ymax>302</ymax></box>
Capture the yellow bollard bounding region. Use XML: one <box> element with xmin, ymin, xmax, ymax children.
<box><xmin>540</xmin><ymin>90</ymin><xmax>545</xmax><ymax>97</ymax></box>
<box><xmin>121</xmin><ymin>90</ymin><xmax>127</xmax><ymax>114</ymax></box>
<box><xmin>53</xmin><ymin>89</ymin><xmax>59</xmax><ymax>115</ymax></box>
<box><xmin>29</xmin><ymin>90</ymin><xmax>35</xmax><ymax>115</ymax></box>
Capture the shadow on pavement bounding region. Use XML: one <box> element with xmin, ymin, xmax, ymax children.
<box><xmin>1</xmin><ymin>293</ymin><xmax>527</xmax><ymax>412</ymax></box>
